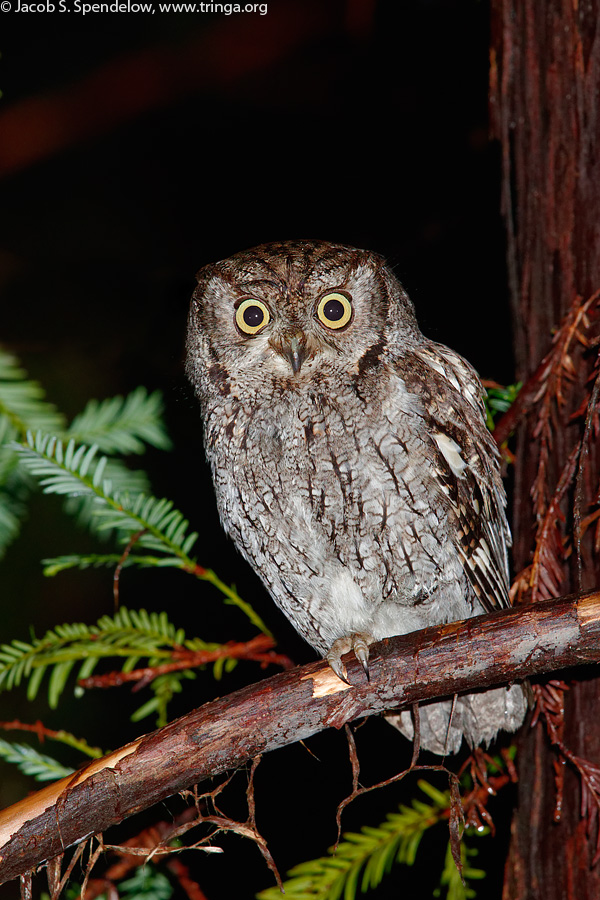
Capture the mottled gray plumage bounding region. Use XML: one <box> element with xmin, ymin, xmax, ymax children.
<box><xmin>186</xmin><ymin>240</ymin><xmax>526</xmax><ymax>754</ymax></box>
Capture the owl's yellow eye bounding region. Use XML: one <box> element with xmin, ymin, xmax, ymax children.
<box><xmin>316</xmin><ymin>292</ymin><xmax>353</xmax><ymax>330</ymax></box>
<box><xmin>235</xmin><ymin>298</ymin><xmax>270</xmax><ymax>335</ymax></box>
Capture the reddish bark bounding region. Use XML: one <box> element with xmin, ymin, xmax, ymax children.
<box><xmin>490</xmin><ymin>1</ymin><xmax>600</xmax><ymax>896</ymax></box>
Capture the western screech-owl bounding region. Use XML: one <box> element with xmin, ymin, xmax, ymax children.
<box><xmin>186</xmin><ymin>240</ymin><xmax>526</xmax><ymax>755</ymax></box>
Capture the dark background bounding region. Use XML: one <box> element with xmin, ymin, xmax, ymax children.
<box><xmin>0</xmin><ymin>2</ymin><xmax>513</xmax><ymax>897</ymax></box>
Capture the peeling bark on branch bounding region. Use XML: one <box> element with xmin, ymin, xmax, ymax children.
<box><xmin>1</xmin><ymin>591</ymin><xmax>600</xmax><ymax>886</ymax></box>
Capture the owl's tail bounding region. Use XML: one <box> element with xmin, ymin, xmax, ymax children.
<box><xmin>385</xmin><ymin>684</ymin><xmax>527</xmax><ymax>756</ymax></box>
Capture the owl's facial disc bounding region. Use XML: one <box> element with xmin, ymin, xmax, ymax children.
<box><xmin>266</xmin><ymin>292</ymin><xmax>354</xmax><ymax>376</ymax></box>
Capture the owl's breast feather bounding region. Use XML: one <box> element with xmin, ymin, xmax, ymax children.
<box><xmin>204</xmin><ymin>373</ymin><xmax>473</xmax><ymax>634</ymax></box>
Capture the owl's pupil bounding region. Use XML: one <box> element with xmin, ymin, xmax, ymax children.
<box><xmin>324</xmin><ymin>299</ymin><xmax>345</xmax><ymax>321</ymax></box>
<box><xmin>243</xmin><ymin>306</ymin><xmax>264</xmax><ymax>327</ymax></box>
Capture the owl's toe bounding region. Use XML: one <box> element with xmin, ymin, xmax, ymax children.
<box><xmin>326</xmin><ymin>633</ymin><xmax>373</xmax><ymax>684</ymax></box>
<box><xmin>327</xmin><ymin>636</ymin><xmax>352</xmax><ymax>683</ymax></box>
<box><xmin>353</xmin><ymin>634</ymin><xmax>371</xmax><ymax>680</ymax></box>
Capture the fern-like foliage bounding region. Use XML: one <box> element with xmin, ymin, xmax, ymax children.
<box><xmin>13</xmin><ymin>431</ymin><xmax>199</xmax><ymax>557</ymax></box>
<box><xmin>434</xmin><ymin>839</ymin><xmax>486</xmax><ymax>900</ymax></box>
<box><xmin>0</xmin><ymin>738</ymin><xmax>74</xmax><ymax>782</ymax></box>
<box><xmin>63</xmin><ymin>866</ymin><xmax>176</xmax><ymax>900</ymax></box>
<box><xmin>13</xmin><ymin>431</ymin><xmax>269</xmax><ymax>632</ymax></box>
<box><xmin>0</xmin><ymin>607</ymin><xmax>239</xmax><ymax>726</ymax></box>
<box><xmin>68</xmin><ymin>387</ymin><xmax>172</xmax><ymax>454</ymax></box>
<box><xmin>47</xmin><ymin>866</ymin><xmax>176</xmax><ymax>900</ymax></box>
<box><xmin>0</xmin><ymin>349</ymin><xmax>66</xmax><ymax>437</ymax></box>
<box><xmin>41</xmin><ymin>553</ymin><xmax>175</xmax><ymax>576</ymax></box>
<box><xmin>110</xmin><ymin>868</ymin><xmax>175</xmax><ymax>900</ymax></box>
<box><xmin>63</xmin><ymin>388</ymin><xmax>170</xmax><ymax>535</ymax></box>
<box><xmin>0</xmin><ymin>349</ymin><xmax>67</xmax><ymax>555</ymax></box>
<box><xmin>256</xmin><ymin>781</ymin><xmax>486</xmax><ymax>900</ymax></box>
<box><xmin>0</xmin><ymin>348</ymin><xmax>171</xmax><ymax>557</ymax></box>
<box><xmin>15</xmin><ymin>727</ymin><xmax>102</xmax><ymax>759</ymax></box>
<box><xmin>62</xmin><ymin>457</ymin><xmax>151</xmax><ymax>537</ymax></box>
<box><xmin>0</xmin><ymin>485</ymin><xmax>26</xmax><ymax>559</ymax></box>
<box><xmin>484</xmin><ymin>381</ymin><xmax>522</xmax><ymax>430</ymax></box>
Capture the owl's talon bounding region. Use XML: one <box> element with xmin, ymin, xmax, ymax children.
<box><xmin>354</xmin><ymin>638</ymin><xmax>370</xmax><ymax>681</ymax></box>
<box><xmin>327</xmin><ymin>633</ymin><xmax>372</xmax><ymax>684</ymax></box>
<box><xmin>327</xmin><ymin>637</ymin><xmax>351</xmax><ymax>683</ymax></box>
<box><xmin>327</xmin><ymin>653</ymin><xmax>350</xmax><ymax>684</ymax></box>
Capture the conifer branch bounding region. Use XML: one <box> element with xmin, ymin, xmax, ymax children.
<box><xmin>256</xmin><ymin>779</ymin><xmax>481</xmax><ymax>900</ymax></box>
<box><xmin>0</xmin><ymin>608</ymin><xmax>276</xmax><ymax>721</ymax></box>
<box><xmin>0</xmin><ymin>349</ymin><xmax>170</xmax><ymax>556</ymax></box>
<box><xmin>11</xmin><ymin>432</ymin><xmax>270</xmax><ymax>633</ymax></box>
<box><xmin>0</xmin><ymin>740</ymin><xmax>74</xmax><ymax>783</ymax></box>
<box><xmin>67</xmin><ymin>388</ymin><xmax>172</xmax><ymax>454</ymax></box>
<box><xmin>0</xmin><ymin>350</ymin><xmax>66</xmax><ymax>439</ymax></box>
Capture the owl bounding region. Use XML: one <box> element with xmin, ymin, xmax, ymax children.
<box><xmin>186</xmin><ymin>240</ymin><xmax>526</xmax><ymax>755</ymax></box>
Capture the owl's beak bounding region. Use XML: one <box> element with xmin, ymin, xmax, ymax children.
<box><xmin>282</xmin><ymin>334</ymin><xmax>306</xmax><ymax>375</ymax></box>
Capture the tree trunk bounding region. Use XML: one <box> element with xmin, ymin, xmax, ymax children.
<box><xmin>490</xmin><ymin>1</ymin><xmax>600</xmax><ymax>896</ymax></box>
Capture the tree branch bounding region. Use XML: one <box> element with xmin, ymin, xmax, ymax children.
<box><xmin>1</xmin><ymin>590</ymin><xmax>600</xmax><ymax>885</ymax></box>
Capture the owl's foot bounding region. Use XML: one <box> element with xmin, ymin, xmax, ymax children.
<box><xmin>326</xmin><ymin>632</ymin><xmax>373</xmax><ymax>684</ymax></box>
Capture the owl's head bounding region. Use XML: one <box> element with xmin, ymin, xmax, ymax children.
<box><xmin>186</xmin><ymin>240</ymin><xmax>422</xmax><ymax>397</ymax></box>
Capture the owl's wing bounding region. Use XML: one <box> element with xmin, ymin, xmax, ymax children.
<box><xmin>402</xmin><ymin>343</ymin><xmax>512</xmax><ymax>612</ymax></box>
